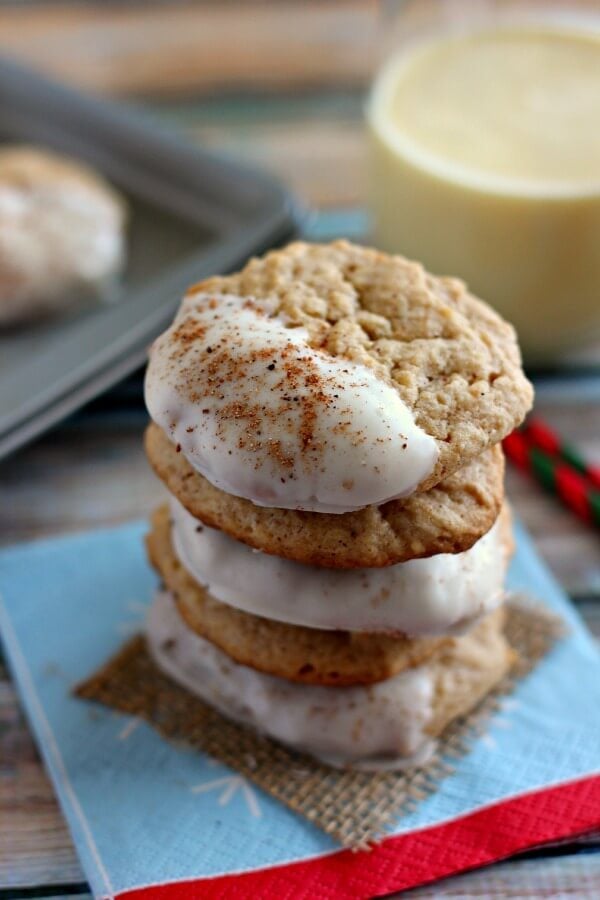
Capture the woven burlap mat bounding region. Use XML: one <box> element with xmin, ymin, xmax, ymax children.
<box><xmin>76</xmin><ymin>598</ymin><xmax>564</xmax><ymax>849</ymax></box>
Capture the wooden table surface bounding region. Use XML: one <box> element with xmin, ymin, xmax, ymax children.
<box><xmin>1</xmin><ymin>4</ymin><xmax>599</xmax><ymax>897</ymax></box>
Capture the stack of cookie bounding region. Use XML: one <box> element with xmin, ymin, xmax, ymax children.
<box><xmin>143</xmin><ymin>241</ymin><xmax>533</xmax><ymax>770</ymax></box>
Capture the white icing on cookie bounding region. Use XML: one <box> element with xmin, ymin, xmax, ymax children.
<box><xmin>170</xmin><ymin>496</ymin><xmax>506</xmax><ymax>636</ymax></box>
<box><xmin>145</xmin><ymin>292</ymin><xmax>437</xmax><ymax>513</ymax></box>
<box><xmin>147</xmin><ymin>590</ymin><xmax>436</xmax><ymax>770</ymax></box>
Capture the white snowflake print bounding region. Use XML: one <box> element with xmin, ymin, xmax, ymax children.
<box><xmin>191</xmin><ymin>774</ymin><xmax>262</xmax><ymax>818</ymax></box>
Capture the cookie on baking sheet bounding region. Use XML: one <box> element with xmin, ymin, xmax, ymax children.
<box><xmin>145</xmin><ymin>505</ymin><xmax>451</xmax><ymax>686</ymax></box>
<box><xmin>0</xmin><ymin>145</ymin><xmax>126</xmax><ymax>326</ymax></box>
<box><xmin>145</xmin><ymin>422</ymin><xmax>505</xmax><ymax>568</ymax></box>
<box><xmin>192</xmin><ymin>239</ymin><xmax>533</xmax><ymax>492</ymax></box>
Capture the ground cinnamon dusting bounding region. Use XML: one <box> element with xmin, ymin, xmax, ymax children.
<box><xmin>162</xmin><ymin>296</ymin><xmax>384</xmax><ymax>473</ymax></box>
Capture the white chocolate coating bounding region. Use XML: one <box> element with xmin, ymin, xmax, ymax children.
<box><xmin>0</xmin><ymin>166</ymin><xmax>125</xmax><ymax>325</ymax></box>
<box><xmin>147</xmin><ymin>590</ymin><xmax>436</xmax><ymax>770</ymax></box>
<box><xmin>144</xmin><ymin>292</ymin><xmax>438</xmax><ymax>513</ymax></box>
<box><xmin>170</xmin><ymin>496</ymin><xmax>506</xmax><ymax>636</ymax></box>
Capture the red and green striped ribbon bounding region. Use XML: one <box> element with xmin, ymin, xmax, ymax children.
<box><xmin>523</xmin><ymin>417</ymin><xmax>600</xmax><ymax>492</ymax></box>
<box><xmin>503</xmin><ymin>429</ymin><xmax>600</xmax><ymax>528</ymax></box>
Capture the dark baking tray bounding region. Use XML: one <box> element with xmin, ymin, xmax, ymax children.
<box><xmin>0</xmin><ymin>56</ymin><xmax>299</xmax><ymax>459</ymax></box>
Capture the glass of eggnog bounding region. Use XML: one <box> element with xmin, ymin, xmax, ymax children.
<box><xmin>367</xmin><ymin>5</ymin><xmax>600</xmax><ymax>363</ymax></box>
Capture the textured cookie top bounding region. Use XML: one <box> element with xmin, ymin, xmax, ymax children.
<box><xmin>193</xmin><ymin>240</ymin><xmax>532</xmax><ymax>491</ymax></box>
<box><xmin>145</xmin><ymin>291</ymin><xmax>437</xmax><ymax>514</ymax></box>
<box><xmin>145</xmin><ymin>422</ymin><xmax>505</xmax><ymax>568</ymax></box>
<box><xmin>146</xmin><ymin>506</ymin><xmax>449</xmax><ymax>686</ymax></box>
<box><xmin>0</xmin><ymin>145</ymin><xmax>126</xmax><ymax>325</ymax></box>
<box><xmin>0</xmin><ymin>146</ymin><xmax>125</xmax><ymax>202</ymax></box>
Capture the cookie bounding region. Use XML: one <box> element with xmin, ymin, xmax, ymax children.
<box><xmin>145</xmin><ymin>422</ymin><xmax>505</xmax><ymax>567</ymax></box>
<box><xmin>425</xmin><ymin>607</ymin><xmax>514</xmax><ymax>739</ymax></box>
<box><xmin>170</xmin><ymin>494</ymin><xmax>512</xmax><ymax>636</ymax></box>
<box><xmin>147</xmin><ymin>590</ymin><xmax>512</xmax><ymax>770</ymax></box>
<box><xmin>146</xmin><ymin>505</ymin><xmax>450</xmax><ymax>686</ymax></box>
<box><xmin>0</xmin><ymin>145</ymin><xmax>126</xmax><ymax>326</ymax></box>
<box><xmin>146</xmin><ymin>240</ymin><xmax>531</xmax><ymax>511</ymax></box>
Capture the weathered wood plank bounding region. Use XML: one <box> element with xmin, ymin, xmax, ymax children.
<box><xmin>24</xmin><ymin>894</ymin><xmax>91</xmax><ymax>900</ymax></box>
<box><xmin>185</xmin><ymin>117</ymin><xmax>367</xmax><ymax>209</ymax></box>
<box><xmin>0</xmin><ymin>661</ymin><xmax>84</xmax><ymax>888</ymax></box>
<box><xmin>2</xmin><ymin>398</ymin><xmax>597</xmax><ymax>595</ymax></box>
<box><xmin>4</xmin><ymin>0</ymin><xmax>599</xmax><ymax>101</ymax></box>
<box><xmin>0</xmin><ymin>418</ymin><xmax>161</xmax><ymax>547</ymax></box>
<box><xmin>7</xmin><ymin>849</ymin><xmax>600</xmax><ymax>900</ymax></box>
<box><xmin>0</xmin><ymin>1</ymin><xmax>378</xmax><ymax>97</ymax></box>
<box><xmin>402</xmin><ymin>852</ymin><xmax>600</xmax><ymax>897</ymax></box>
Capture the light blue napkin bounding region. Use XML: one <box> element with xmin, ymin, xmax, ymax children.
<box><xmin>1</xmin><ymin>519</ymin><xmax>599</xmax><ymax>898</ymax></box>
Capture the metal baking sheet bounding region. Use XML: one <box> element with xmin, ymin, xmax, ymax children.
<box><xmin>0</xmin><ymin>56</ymin><xmax>298</xmax><ymax>459</ymax></box>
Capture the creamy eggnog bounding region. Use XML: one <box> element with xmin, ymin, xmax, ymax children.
<box><xmin>368</xmin><ymin>27</ymin><xmax>600</xmax><ymax>361</ymax></box>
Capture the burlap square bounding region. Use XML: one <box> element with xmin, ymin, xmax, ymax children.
<box><xmin>76</xmin><ymin>597</ymin><xmax>564</xmax><ymax>849</ymax></box>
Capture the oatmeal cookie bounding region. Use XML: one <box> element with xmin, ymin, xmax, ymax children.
<box><xmin>146</xmin><ymin>422</ymin><xmax>505</xmax><ymax>568</ymax></box>
<box><xmin>191</xmin><ymin>240</ymin><xmax>532</xmax><ymax>491</ymax></box>
<box><xmin>146</xmin><ymin>505</ymin><xmax>451</xmax><ymax>686</ymax></box>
